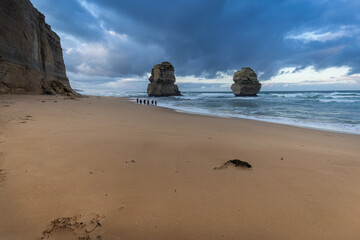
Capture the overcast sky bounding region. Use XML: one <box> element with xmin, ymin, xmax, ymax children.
<box><xmin>32</xmin><ymin>0</ymin><xmax>360</xmax><ymax>92</ymax></box>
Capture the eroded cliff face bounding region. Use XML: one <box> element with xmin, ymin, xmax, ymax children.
<box><xmin>0</xmin><ymin>0</ymin><xmax>77</xmax><ymax>95</ymax></box>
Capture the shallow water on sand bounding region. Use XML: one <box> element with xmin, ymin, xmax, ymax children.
<box><xmin>82</xmin><ymin>90</ymin><xmax>360</xmax><ymax>134</ymax></box>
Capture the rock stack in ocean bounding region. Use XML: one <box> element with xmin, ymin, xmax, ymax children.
<box><xmin>231</xmin><ymin>67</ymin><xmax>261</xmax><ymax>96</ymax></box>
<box><xmin>147</xmin><ymin>62</ymin><xmax>181</xmax><ymax>97</ymax></box>
<box><xmin>0</xmin><ymin>0</ymin><xmax>77</xmax><ymax>95</ymax></box>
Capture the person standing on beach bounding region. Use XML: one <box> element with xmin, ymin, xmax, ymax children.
<box><xmin>155</xmin><ymin>101</ymin><xmax>157</xmax><ymax>106</ymax></box>
<box><xmin>136</xmin><ymin>98</ymin><xmax>139</xmax><ymax>104</ymax></box>
<box><xmin>139</xmin><ymin>99</ymin><xmax>142</xmax><ymax>104</ymax></box>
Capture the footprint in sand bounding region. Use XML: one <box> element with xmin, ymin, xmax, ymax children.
<box><xmin>39</xmin><ymin>213</ymin><xmax>105</xmax><ymax>240</ymax></box>
<box><xmin>18</xmin><ymin>115</ymin><xmax>34</xmax><ymax>124</ymax></box>
<box><xmin>1</xmin><ymin>101</ymin><xmax>14</xmax><ymax>107</ymax></box>
<box><xmin>0</xmin><ymin>169</ymin><xmax>7</xmax><ymax>185</ymax></box>
<box><xmin>0</xmin><ymin>152</ymin><xmax>6</xmax><ymax>185</ymax></box>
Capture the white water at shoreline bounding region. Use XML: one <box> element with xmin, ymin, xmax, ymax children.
<box><xmin>79</xmin><ymin>90</ymin><xmax>360</xmax><ymax>135</ymax></box>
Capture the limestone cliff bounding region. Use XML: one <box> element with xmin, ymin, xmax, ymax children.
<box><xmin>0</xmin><ymin>0</ymin><xmax>77</xmax><ymax>95</ymax></box>
<box><xmin>231</xmin><ymin>68</ymin><xmax>261</xmax><ymax>96</ymax></box>
<box><xmin>147</xmin><ymin>62</ymin><xmax>181</xmax><ymax>97</ymax></box>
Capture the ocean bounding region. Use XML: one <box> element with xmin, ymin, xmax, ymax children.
<box><xmin>83</xmin><ymin>90</ymin><xmax>360</xmax><ymax>135</ymax></box>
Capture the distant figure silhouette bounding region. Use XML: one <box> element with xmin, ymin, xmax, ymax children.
<box><xmin>139</xmin><ymin>99</ymin><xmax>142</xmax><ymax>104</ymax></box>
<box><xmin>151</xmin><ymin>100</ymin><xmax>154</xmax><ymax>105</ymax></box>
<box><xmin>143</xmin><ymin>99</ymin><xmax>146</xmax><ymax>105</ymax></box>
<box><xmin>136</xmin><ymin>98</ymin><xmax>139</xmax><ymax>103</ymax></box>
<box><xmin>155</xmin><ymin>101</ymin><xmax>157</xmax><ymax>106</ymax></box>
<box><xmin>147</xmin><ymin>100</ymin><xmax>149</xmax><ymax>105</ymax></box>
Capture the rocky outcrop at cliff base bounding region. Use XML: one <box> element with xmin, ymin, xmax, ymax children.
<box><xmin>0</xmin><ymin>0</ymin><xmax>77</xmax><ymax>95</ymax></box>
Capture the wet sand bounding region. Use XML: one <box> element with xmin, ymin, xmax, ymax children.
<box><xmin>0</xmin><ymin>95</ymin><xmax>360</xmax><ymax>239</ymax></box>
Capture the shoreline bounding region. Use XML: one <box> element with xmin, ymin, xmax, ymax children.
<box><xmin>127</xmin><ymin>96</ymin><xmax>360</xmax><ymax>136</ymax></box>
<box><xmin>1</xmin><ymin>94</ymin><xmax>360</xmax><ymax>239</ymax></box>
<box><xmin>170</xmin><ymin>107</ymin><xmax>360</xmax><ymax>136</ymax></box>
<box><xmin>81</xmin><ymin>90</ymin><xmax>360</xmax><ymax>136</ymax></box>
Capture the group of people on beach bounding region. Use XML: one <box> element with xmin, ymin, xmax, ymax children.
<box><xmin>136</xmin><ymin>98</ymin><xmax>157</xmax><ymax>106</ymax></box>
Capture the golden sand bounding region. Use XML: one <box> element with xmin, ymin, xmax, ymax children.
<box><xmin>0</xmin><ymin>95</ymin><xmax>360</xmax><ymax>239</ymax></box>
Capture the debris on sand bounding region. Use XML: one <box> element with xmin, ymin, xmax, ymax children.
<box><xmin>214</xmin><ymin>159</ymin><xmax>252</xmax><ymax>170</ymax></box>
<box><xmin>40</xmin><ymin>213</ymin><xmax>104</xmax><ymax>240</ymax></box>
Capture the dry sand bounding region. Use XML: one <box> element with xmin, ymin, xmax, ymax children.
<box><xmin>0</xmin><ymin>95</ymin><xmax>360</xmax><ymax>240</ymax></box>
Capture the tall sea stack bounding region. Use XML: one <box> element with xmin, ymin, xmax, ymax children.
<box><xmin>231</xmin><ymin>67</ymin><xmax>261</xmax><ymax>96</ymax></box>
<box><xmin>147</xmin><ymin>62</ymin><xmax>181</xmax><ymax>97</ymax></box>
<box><xmin>0</xmin><ymin>0</ymin><xmax>77</xmax><ymax>95</ymax></box>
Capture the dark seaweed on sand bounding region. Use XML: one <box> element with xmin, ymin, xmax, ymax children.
<box><xmin>214</xmin><ymin>159</ymin><xmax>252</xmax><ymax>170</ymax></box>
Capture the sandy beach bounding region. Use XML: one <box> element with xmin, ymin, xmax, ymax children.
<box><xmin>1</xmin><ymin>94</ymin><xmax>360</xmax><ymax>240</ymax></box>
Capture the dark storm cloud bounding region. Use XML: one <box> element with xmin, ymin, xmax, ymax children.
<box><xmin>32</xmin><ymin>0</ymin><xmax>360</xmax><ymax>81</ymax></box>
<box><xmin>31</xmin><ymin>0</ymin><xmax>103</xmax><ymax>41</ymax></box>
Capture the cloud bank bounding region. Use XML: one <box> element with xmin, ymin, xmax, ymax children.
<box><xmin>31</xmin><ymin>0</ymin><xmax>360</xmax><ymax>91</ymax></box>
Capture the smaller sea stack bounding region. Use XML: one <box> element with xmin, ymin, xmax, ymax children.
<box><xmin>147</xmin><ymin>62</ymin><xmax>181</xmax><ymax>97</ymax></box>
<box><xmin>231</xmin><ymin>67</ymin><xmax>261</xmax><ymax>96</ymax></box>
